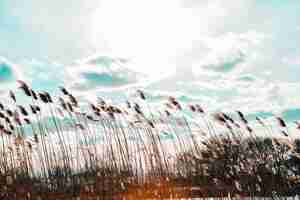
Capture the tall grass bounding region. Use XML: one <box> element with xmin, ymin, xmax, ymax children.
<box><xmin>0</xmin><ymin>82</ymin><xmax>299</xmax><ymax>199</ymax></box>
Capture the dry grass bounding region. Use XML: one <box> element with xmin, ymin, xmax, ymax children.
<box><xmin>0</xmin><ymin>82</ymin><xmax>299</xmax><ymax>199</ymax></box>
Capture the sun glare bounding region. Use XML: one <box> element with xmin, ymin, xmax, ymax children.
<box><xmin>89</xmin><ymin>0</ymin><xmax>197</xmax><ymax>77</ymax></box>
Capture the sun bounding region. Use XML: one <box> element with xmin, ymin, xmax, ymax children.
<box><xmin>88</xmin><ymin>0</ymin><xmax>192</xmax><ymax>77</ymax></box>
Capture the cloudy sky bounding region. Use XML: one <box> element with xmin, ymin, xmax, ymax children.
<box><xmin>0</xmin><ymin>0</ymin><xmax>300</xmax><ymax>119</ymax></box>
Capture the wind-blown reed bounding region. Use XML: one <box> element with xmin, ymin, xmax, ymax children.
<box><xmin>0</xmin><ymin>81</ymin><xmax>299</xmax><ymax>199</ymax></box>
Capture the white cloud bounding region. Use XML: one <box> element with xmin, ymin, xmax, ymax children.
<box><xmin>1</xmin><ymin>0</ymin><xmax>300</xmax><ymax>123</ymax></box>
<box><xmin>191</xmin><ymin>31</ymin><xmax>266</xmax><ymax>76</ymax></box>
<box><xmin>88</xmin><ymin>0</ymin><xmax>259</xmax><ymax>78</ymax></box>
<box><xmin>65</xmin><ymin>56</ymin><xmax>148</xmax><ymax>93</ymax></box>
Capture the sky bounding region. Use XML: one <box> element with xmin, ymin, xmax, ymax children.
<box><xmin>0</xmin><ymin>0</ymin><xmax>300</xmax><ymax>120</ymax></box>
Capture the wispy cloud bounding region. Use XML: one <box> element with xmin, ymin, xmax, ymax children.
<box><xmin>0</xmin><ymin>0</ymin><xmax>300</xmax><ymax>121</ymax></box>
<box><xmin>190</xmin><ymin>31</ymin><xmax>266</xmax><ymax>76</ymax></box>
<box><xmin>65</xmin><ymin>55</ymin><xmax>146</xmax><ymax>92</ymax></box>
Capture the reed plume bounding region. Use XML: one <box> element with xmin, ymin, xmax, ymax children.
<box><xmin>0</xmin><ymin>81</ymin><xmax>296</xmax><ymax>199</ymax></box>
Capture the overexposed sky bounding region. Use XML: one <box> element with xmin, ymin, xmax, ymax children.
<box><xmin>0</xmin><ymin>0</ymin><xmax>300</xmax><ymax>116</ymax></box>
<box><xmin>0</xmin><ymin>0</ymin><xmax>299</xmax><ymax>76</ymax></box>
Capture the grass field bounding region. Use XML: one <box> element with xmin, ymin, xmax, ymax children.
<box><xmin>0</xmin><ymin>82</ymin><xmax>299</xmax><ymax>199</ymax></box>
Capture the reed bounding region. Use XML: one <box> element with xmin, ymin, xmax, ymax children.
<box><xmin>0</xmin><ymin>83</ymin><xmax>299</xmax><ymax>199</ymax></box>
